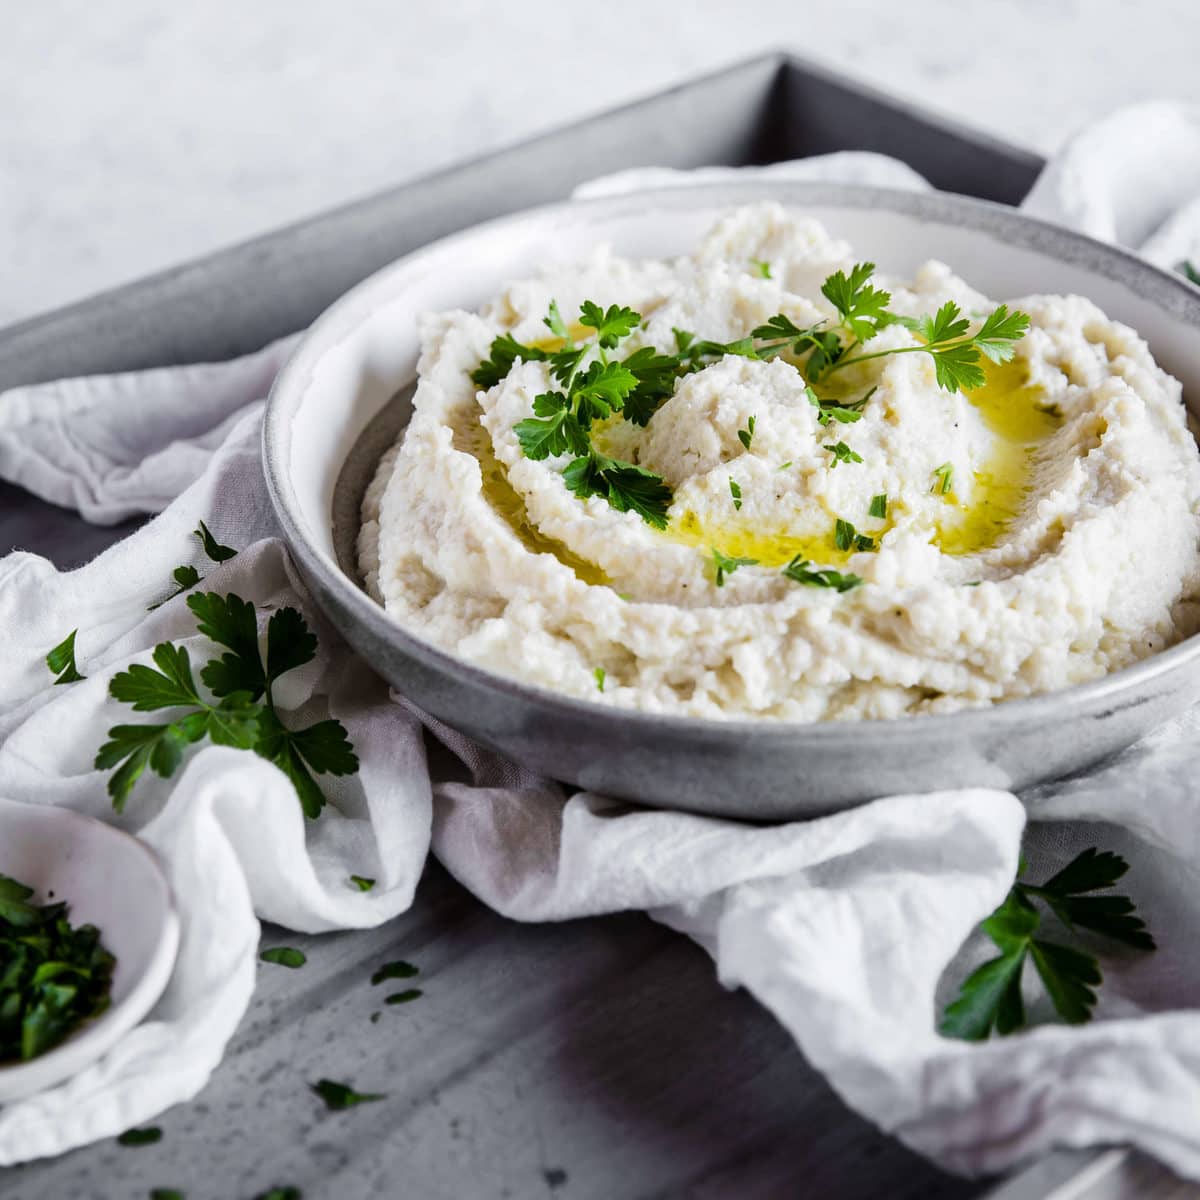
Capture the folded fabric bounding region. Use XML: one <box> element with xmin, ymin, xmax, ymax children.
<box><xmin>3</xmin><ymin>110</ymin><xmax>1200</xmax><ymax>1181</ymax></box>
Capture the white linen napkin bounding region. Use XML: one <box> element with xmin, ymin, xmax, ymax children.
<box><xmin>2</xmin><ymin>116</ymin><xmax>1200</xmax><ymax>1179</ymax></box>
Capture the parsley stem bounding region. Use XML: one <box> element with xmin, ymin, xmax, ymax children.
<box><xmin>824</xmin><ymin>337</ymin><xmax>975</xmax><ymax>377</ymax></box>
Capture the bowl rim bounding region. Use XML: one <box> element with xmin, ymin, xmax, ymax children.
<box><xmin>263</xmin><ymin>179</ymin><xmax>1200</xmax><ymax>744</ymax></box>
<box><xmin>0</xmin><ymin>799</ymin><xmax>180</xmax><ymax>1096</ymax></box>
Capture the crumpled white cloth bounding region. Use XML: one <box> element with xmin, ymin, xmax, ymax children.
<box><xmin>2</xmin><ymin>107</ymin><xmax>1200</xmax><ymax>1179</ymax></box>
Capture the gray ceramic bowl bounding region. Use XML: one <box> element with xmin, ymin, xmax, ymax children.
<box><xmin>263</xmin><ymin>182</ymin><xmax>1200</xmax><ymax>820</ymax></box>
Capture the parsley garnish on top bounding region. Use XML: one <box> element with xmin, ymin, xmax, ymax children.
<box><xmin>95</xmin><ymin>592</ymin><xmax>358</xmax><ymax>817</ymax></box>
<box><xmin>470</xmin><ymin>264</ymin><xmax>1029</xmax><ymax>539</ymax></box>
<box><xmin>0</xmin><ymin>874</ymin><xmax>115</xmax><ymax>1063</ymax></box>
<box><xmin>941</xmin><ymin>847</ymin><xmax>1155</xmax><ymax>1040</ymax></box>
<box><xmin>781</xmin><ymin>556</ymin><xmax>862</xmax><ymax>593</ymax></box>
<box><xmin>710</xmin><ymin>548</ymin><xmax>758</xmax><ymax>587</ymax></box>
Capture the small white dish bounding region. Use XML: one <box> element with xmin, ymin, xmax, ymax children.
<box><xmin>0</xmin><ymin>798</ymin><xmax>179</xmax><ymax>1104</ymax></box>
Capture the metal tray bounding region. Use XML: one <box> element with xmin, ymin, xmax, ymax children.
<box><xmin>0</xmin><ymin>50</ymin><xmax>1186</xmax><ymax>1200</ymax></box>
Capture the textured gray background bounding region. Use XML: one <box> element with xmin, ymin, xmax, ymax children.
<box><xmin>3</xmin><ymin>0</ymin><xmax>1200</xmax><ymax>326</ymax></box>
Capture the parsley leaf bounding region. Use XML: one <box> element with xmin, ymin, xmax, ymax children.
<box><xmin>835</xmin><ymin>518</ymin><xmax>876</xmax><ymax>553</ymax></box>
<box><xmin>260</xmin><ymin>947</ymin><xmax>307</xmax><ymax>969</ymax></box>
<box><xmin>972</xmin><ymin>304</ymin><xmax>1031</xmax><ymax>364</ymax></box>
<box><xmin>738</xmin><ymin>415</ymin><xmax>756</xmax><ymax>450</ymax></box>
<box><xmin>372</xmin><ymin>960</ymin><xmax>419</xmax><ymax>985</ymax></box>
<box><xmin>563</xmin><ymin>451</ymin><xmax>672</xmax><ymax>530</ymax></box>
<box><xmin>471</xmin><ymin>334</ymin><xmax>547</xmax><ymax>389</ymax></box>
<box><xmin>148</xmin><ymin>564</ymin><xmax>202</xmax><ymax>611</ymax></box>
<box><xmin>711</xmin><ymin>548</ymin><xmax>758</xmax><ymax>587</ymax></box>
<box><xmin>825</xmin><ymin>441</ymin><xmax>863</xmax><ymax>468</ymax></box>
<box><xmin>781</xmin><ymin>556</ymin><xmax>862</xmax><ymax>592</ymax></box>
<box><xmin>729</xmin><ymin>478</ymin><xmax>742</xmax><ymax>511</ymax></box>
<box><xmin>117</xmin><ymin>1127</ymin><xmax>162</xmax><ymax>1147</ymax></box>
<box><xmin>621</xmin><ymin>347</ymin><xmax>678</xmax><ymax>427</ymax></box>
<box><xmin>190</xmin><ymin>592</ymin><xmax>266</xmax><ymax>699</ymax></box>
<box><xmin>579</xmin><ymin>301</ymin><xmax>640</xmax><ymax>348</ymax></box>
<box><xmin>311</xmin><ymin>1079</ymin><xmax>386</xmax><ymax>1111</ymax></box>
<box><xmin>543</xmin><ymin>299</ymin><xmax>571</xmax><ymax>342</ymax></box>
<box><xmin>255</xmin><ymin>708</ymin><xmax>359</xmax><ymax>820</ymax></box>
<box><xmin>821</xmin><ymin>261</ymin><xmax>893</xmax><ymax>343</ymax></box>
<box><xmin>195</xmin><ymin>520</ymin><xmax>237</xmax><ymax>563</ymax></box>
<box><xmin>47</xmin><ymin>629</ymin><xmax>85</xmax><ymax>685</ymax></box>
<box><xmin>941</xmin><ymin>846</ymin><xmax>1154</xmax><ymax>1040</ymax></box>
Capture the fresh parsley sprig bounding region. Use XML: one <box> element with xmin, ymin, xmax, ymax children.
<box><xmin>96</xmin><ymin>592</ymin><xmax>358</xmax><ymax>818</ymax></box>
<box><xmin>941</xmin><ymin>847</ymin><xmax>1155</xmax><ymax>1040</ymax></box>
<box><xmin>46</xmin><ymin>629</ymin><xmax>85</xmax><ymax>685</ymax></box>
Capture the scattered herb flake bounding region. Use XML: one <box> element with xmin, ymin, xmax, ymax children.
<box><xmin>194</xmin><ymin>521</ymin><xmax>237</xmax><ymax>564</ymax></box>
<box><xmin>729</xmin><ymin>478</ymin><xmax>742</xmax><ymax>511</ymax></box>
<box><xmin>311</xmin><ymin>1079</ymin><xmax>386</xmax><ymax>1111</ymax></box>
<box><xmin>46</xmin><ymin>629</ymin><xmax>85</xmax><ymax>685</ymax></box>
<box><xmin>781</xmin><ymin>556</ymin><xmax>862</xmax><ymax>592</ymax></box>
<box><xmin>593</xmin><ymin>667</ymin><xmax>606</xmax><ymax>693</ymax></box>
<box><xmin>1180</xmin><ymin>260</ymin><xmax>1200</xmax><ymax>285</ymax></box>
<box><xmin>737</xmin><ymin>415</ymin><xmax>756</xmax><ymax>451</ymax></box>
<box><xmin>371</xmin><ymin>960</ymin><xmax>419</xmax><ymax>986</ymax></box>
<box><xmin>385</xmin><ymin>989</ymin><xmax>423</xmax><ymax>1005</ymax></box>
<box><xmin>710</xmin><ymin>548</ymin><xmax>758</xmax><ymax>588</ymax></box>
<box><xmin>869</xmin><ymin>493</ymin><xmax>888</xmax><ymax>520</ymax></box>
<box><xmin>350</xmin><ymin>875</ymin><xmax>376</xmax><ymax>892</ymax></box>
<box><xmin>117</xmin><ymin>1127</ymin><xmax>162</xmax><ymax>1147</ymax></box>
<box><xmin>254</xmin><ymin>1189</ymin><xmax>302</xmax><ymax>1200</ymax></box>
<box><xmin>260</xmin><ymin>947</ymin><xmax>307</xmax><ymax>969</ymax></box>
<box><xmin>932</xmin><ymin>462</ymin><xmax>954</xmax><ymax>495</ymax></box>
<box><xmin>825</xmin><ymin>441</ymin><xmax>864</xmax><ymax>468</ymax></box>
<box><xmin>150</xmin><ymin>1191</ymin><xmax>185</xmax><ymax>1200</ymax></box>
<box><xmin>750</xmin><ymin>258</ymin><xmax>772</xmax><ymax>279</ymax></box>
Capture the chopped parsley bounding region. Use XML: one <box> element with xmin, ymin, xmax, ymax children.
<box><xmin>834</xmin><ymin>519</ymin><xmax>874</xmax><ymax>553</ymax></box>
<box><xmin>46</xmin><ymin>629</ymin><xmax>85</xmax><ymax>685</ymax></box>
<box><xmin>150</xmin><ymin>1191</ymin><xmax>185</xmax><ymax>1200</ymax></box>
<box><xmin>869</xmin><ymin>493</ymin><xmax>888</xmax><ymax>520</ymax></box>
<box><xmin>117</xmin><ymin>1127</ymin><xmax>162</xmax><ymax>1147</ymax></box>
<box><xmin>729</xmin><ymin>478</ymin><xmax>742</xmax><ymax>511</ymax></box>
<box><xmin>0</xmin><ymin>874</ymin><xmax>115</xmax><ymax>1062</ymax></box>
<box><xmin>371</xmin><ymin>960</ymin><xmax>419</xmax><ymax>986</ymax></box>
<box><xmin>593</xmin><ymin>667</ymin><xmax>606</xmax><ymax>692</ymax></box>
<box><xmin>96</xmin><ymin>593</ymin><xmax>358</xmax><ymax>817</ymax></box>
<box><xmin>942</xmin><ymin>847</ymin><xmax>1154</xmax><ymax>1040</ymax></box>
<box><xmin>750</xmin><ymin>258</ymin><xmax>773</xmax><ymax>279</ymax></box>
<box><xmin>385</xmin><ymin>989</ymin><xmax>423</xmax><ymax>1005</ymax></box>
<box><xmin>260</xmin><ymin>947</ymin><xmax>306</xmax><ymax>969</ymax></box>
<box><xmin>254</xmin><ymin>1189</ymin><xmax>301</xmax><ymax>1200</ymax></box>
<box><xmin>350</xmin><ymin>875</ymin><xmax>376</xmax><ymax>892</ymax></box>
<box><xmin>825</xmin><ymin>441</ymin><xmax>863</xmax><ymax>468</ymax></box>
<box><xmin>710</xmin><ymin>548</ymin><xmax>758</xmax><ymax>587</ymax></box>
<box><xmin>310</xmin><ymin>1079</ymin><xmax>386</xmax><ymax>1111</ymax></box>
<box><xmin>781</xmin><ymin>556</ymin><xmax>862</xmax><ymax>592</ymax></box>
<box><xmin>737</xmin><ymin>415</ymin><xmax>756</xmax><ymax>450</ymax></box>
<box><xmin>1179</xmin><ymin>260</ymin><xmax>1200</xmax><ymax>285</ymax></box>
<box><xmin>932</xmin><ymin>462</ymin><xmax>954</xmax><ymax>495</ymax></box>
